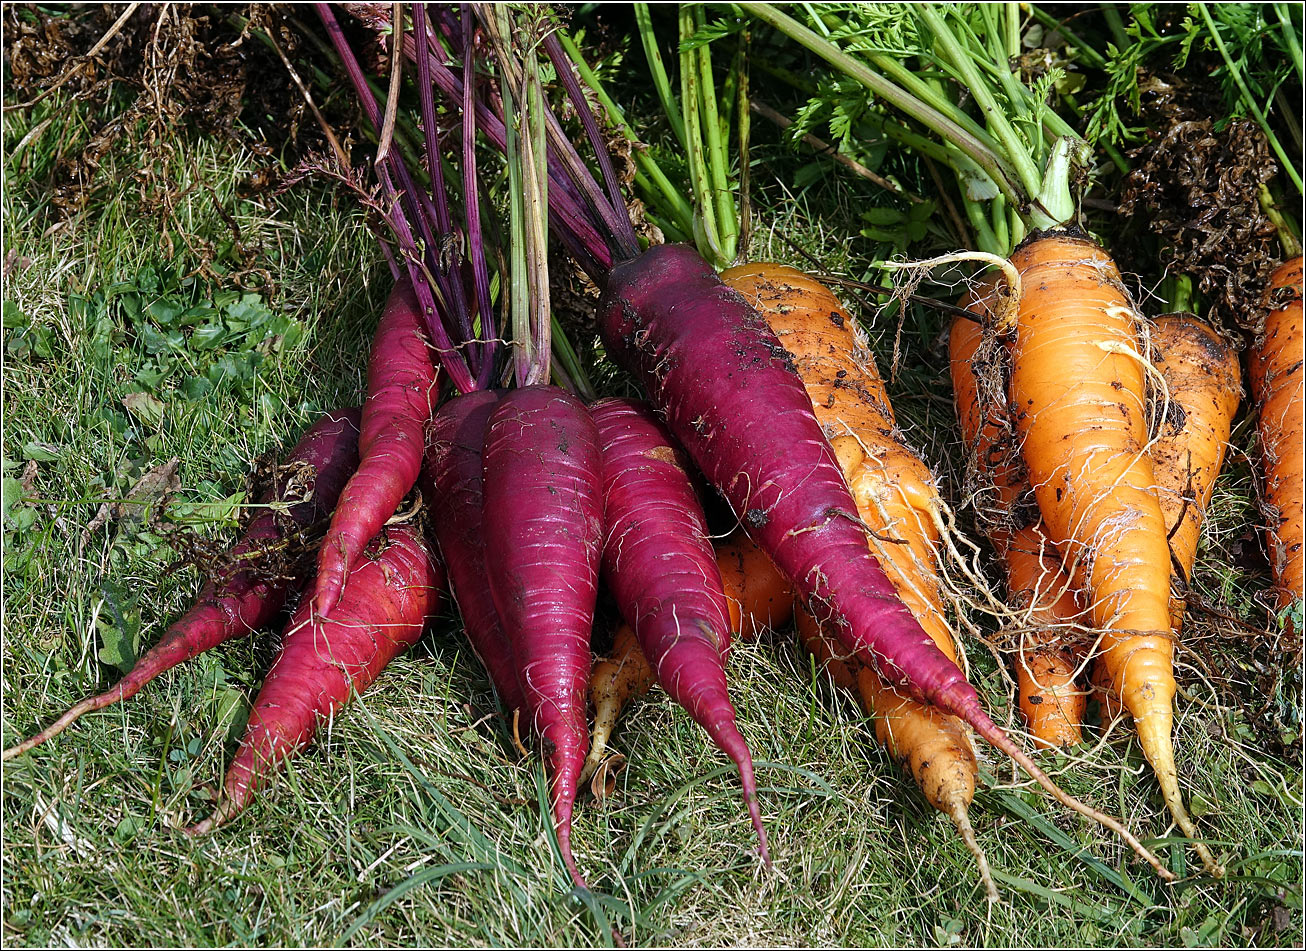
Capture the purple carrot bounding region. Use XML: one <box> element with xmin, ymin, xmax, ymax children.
<box><xmin>480</xmin><ymin>385</ymin><xmax>603</xmax><ymax>889</ymax></box>
<box><xmin>594</xmin><ymin>244</ymin><xmax>1171</xmax><ymax>877</ymax></box>
<box><xmin>591</xmin><ymin>397</ymin><xmax>769</xmax><ymax>864</ymax></box>
<box><xmin>420</xmin><ymin>390</ymin><xmax>527</xmax><ymax>714</ymax></box>
<box><xmin>4</xmin><ymin>409</ymin><xmax>362</xmax><ymax>761</ymax></box>
<box><xmin>191</xmin><ymin>522</ymin><xmax>443</xmax><ymax>832</ymax></box>
<box><xmin>314</xmin><ymin>279</ymin><xmax>440</xmax><ymax>619</ymax></box>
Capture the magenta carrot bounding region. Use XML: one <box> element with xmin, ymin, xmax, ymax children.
<box><xmin>4</xmin><ymin>409</ymin><xmax>362</xmax><ymax>762</ymax></box>
<box><xmin>591</xmin><ymin>397</ymin><xmax>769</xmax><ymax>864</ymax></box>
<box><xmin>481</xmin><ymin>385</ymin><xmax>603</xmax><ymax>889</ymax></box>
<box><xmin>314</xmin><ymin>280</ymin><xmax>440</xmax><ymax>618</ymax></box>
<box><xmin>421</xmin><ymin>390</ymin><xmax>527</xmax><ymax>715</ymax></box>
<box><xmin>190</xmin><ymin>522</ymin><xmax>442</xmax><ymax>832</ymax></box>
<box><xmin>596</xmin><ymin>243</ymin><xmax>1170</xmax><ymax>879</ymax></box>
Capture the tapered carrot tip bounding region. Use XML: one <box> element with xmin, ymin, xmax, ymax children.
<box><xmin>965</xmin><ymin>703</ymin><xmax>1175</xmax><ymax>881</ymax></box>
<box><xmin>946</xmin><ymin>797</ymin><xmax>999</xmax><ymax>904</ymax></box>
<box><xmin>3</xmin><ymin>694</ymin><xmax>106</xmax><ymax>761</ymax></box>
<box><xmin>1135</xmin><ymin>715</ymin><xmax>1225</xmax><ymax>878</ymax></box>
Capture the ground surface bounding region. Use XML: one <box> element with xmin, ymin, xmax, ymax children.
<box><xmin>2</xmin><ymin>6</ymin><xmax>1302</xmax><ymax>948</ymax></box>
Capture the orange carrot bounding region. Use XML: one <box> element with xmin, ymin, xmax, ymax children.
<box><xmin>950</xmin><ymin>292</ymin><xmax>1089</xmax><ymax>749</ymax></box>
<box><xmin>1005</xmin><ymin>233</ymin><xmax>1219</xmax><ymax>874</ymax></box>
<box><xmin>1150</xmin><ymin>314</ymin><xmax>1243</xmax><ymax>629</ymax></box>
<box><xmin>727</xmin><ymin>262</ymin><xmax>996</xmax><ymax>899</ymax></box>
<box><xmin>1249</xmin><ymin>257</ymin><xmax>1304</xmax><ymax>618</ymax></box>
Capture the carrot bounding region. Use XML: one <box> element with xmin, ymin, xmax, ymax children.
<box><xmin>1150</xmin><ymin>314</ymin><xmax>1243</xmax><ymax>628</ymax></box>
<box><xmin>726</xmin><ymin>262</ymin><xmax>995</xmax><ymax>899</ymax></box>
<box><xmin>1005</xmin><ymin>232</ymin><xmax>1220</xmax><ymax>874</ymax></box>
<box><xmin>597</xmin><ymin>243</ymin><xmax>1169</xmax><ymax>879</ymax></box>
<box><xmin>591</xmin><ymin>396</ymin><xmax>769</xmax><ymax>861</ymax></box>
<box><xmin>190</xmin><ymin>522</ymin><xmax>442</xmax><ymax>832</ymax></box>
<box><xmin>1249</xmin><ymin>256</ymin><xmax>1304</xmax><ymax>618</ymax></box>
<box><xmin>1091</xmin><ymin>312</ymin><xmax>1242</xmax><ymax>722</ymax></box>
<box><xmin>3</xmin><ymin>410</ymin><xmax>362</xmax><ymax>762</ymax></box>
<box><xmin>949</xmin><ymin>306</ymin><xmax>1088</xmax><ymax>749</ymax></box>
<box><xmin>313</xmin><ymin>279</ymin><xmax>440</xmax><ymax>619</ymax></box>
<box><xmin>481</xmin><ymin>385</ymin><xmax>603</xmax><ymax>889</ymax></box>
<box><xmin>583</xmin><ymin>533</ymin><xmax>793</xmax><ymax>787</ymax></box>
<box><xmin>421</xmin><ymin>391</ymin><xmax>527</xmax><ymax>715</ymax></box>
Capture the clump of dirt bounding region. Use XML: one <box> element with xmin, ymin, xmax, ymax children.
<box><xmin>4</xmin><ymin>4</ymin><xmax>320</xmax><ymax>215</ymax></box>
<box><xmin>1118</xmin><ymin>71</ymin><xmax>1279</xmax><ymax>330</ymax></box>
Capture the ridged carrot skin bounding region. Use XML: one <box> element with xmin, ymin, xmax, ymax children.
<box><xmin>726</xmin><ymin>263</ymin><xmax>992</xmax><ymax>897</ymax></box>
<box><xmin>1249</xmin><ymin>257</ymin><xmax>1304</xmax><ymax>615</ymax></box>
<box><xmin>1150</xmin><ymin>314</ymin><xmax>1242</xmax><ymax>629</ymax></box>
<box><xmin>3</xmin><ymin>409</ymin><xmax>362</xmax><ymax>762</ymax></box>
<box><xmin>191</xmin><ymin>523</ymin><xmax>443</xmax><ymax>832</ymax></box>
<box><xmin>315</xmin><ymin>279</ymin><xmax>439</xmax><ymax>619</ymax></box>
<box><xmin>583</xmin><ymin>534</ymin><xmax>794</xmax><ymax>785</ymax></box>
<box><xmin>1007</xmin><ymin>233</ymin><xmax>1218</xmax><ymax>874</ymax></box>
<box><xmin>421</xmin><ymin>391</ymin><xmax>527</xmax><ymax>715</ymax></box>
<box><xmin>599</xmin><ymin>244</ymin><xmax>1172</xmax><ymax>881</ymax></box>
<box><xmin>950</xmin><ymin>309</ymin><xmax>1086</xmax><ymax>748</ymax></box>
<box><xmin>481</xmin><ymin>385</ymin><xmax>603</xmax><ymax>889</ymax></box>
<box><xmin>592</xmin><ymin>397</ymin><xmax>769</xmax><ymax>862</ymax></box>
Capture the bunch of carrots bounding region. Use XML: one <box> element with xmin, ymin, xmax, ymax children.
<box><xmin>6</xmin><ymin>3</ymin><xmax>1300</xmax><ymax>930</ymax></box>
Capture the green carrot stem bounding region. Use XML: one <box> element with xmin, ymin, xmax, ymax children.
<box><xmin>800</xmin><ymin>3</ymin><xmax>1001</xmax><ymax>150</ymax></box>
<box><xmin>1197</xmin><ymin>2</ymin><xmax>1303</xmax><ymax>194</ymax></box>
<box><xmin>523</xmin><ymin>45</ymin><xmax>551</xmax><ymax>386</ymax></box>
<box><xmin>739</xmin><ymin>1</ymin><xmax>1024</xmax><ymax>207</ymax></box>
<box><xmin>550</xmin><ymin>315</ymin><xmax>596</xmax><ymax>401</ymax></box>
<box><xmin>694</xmin><ymin>5</ymin><xmax>738</xmax><ymax>261</ymax></box>
<box><xmin>920</xmin><ymin>5</ymin><xmax>1043</xmax><ymax>201</ymax></box>
<box><xmin>635</xmin><ymin>2</ymin><xmax>687</xmax><ymax>150</ymax></box>
<box><xmin>1259</xmin><ymin>184</ymin><xmax>1303</xmax><ymax>257</ymax></box>
<box><xmin>1002</xmin><ymin>2</ymin><xmax>1020</xmax><ymax>60</ymax></box>
<box><xmin>1274</xmin><ymin>3</ymin><xmax>1304</xmax><ymax>84</ymax></box>
<box><xmin>1099</xmin><ymin>3</ymin><xmax>1131</xmax><ymax>50</ymax></box>
<box><xmin>680</xmin><ymin>5</ymin><xmax>725</xmax><ymax>266</ymax></box>
<box><xmin>500</xmin><ymin>58</ymin><xmax>531</xmax><ymax>386</ymax></box>
<box><xmin>737</xmin><ymin>27</ymin><xmax>753</xmax><ymax>262</ymax></box>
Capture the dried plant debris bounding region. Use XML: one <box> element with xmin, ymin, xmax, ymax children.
<box><xmin>1119</xmin><ymin>77</ymin><xmax>1279</xmax><ymax>330</ymax></box>
<box><xmin>4</xmin><ymin>4</ymin><xmax>315</xmax><ymax>214</ymax></box>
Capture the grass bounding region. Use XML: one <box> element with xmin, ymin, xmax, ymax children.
<box><xmin>3</xmin><ymin>25</ymin><xmax>1303</xmax><ymax>950</ymax></box>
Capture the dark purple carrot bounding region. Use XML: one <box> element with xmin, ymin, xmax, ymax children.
<box><xmin>190</xmin><ymin>522</ymin><xmax>443</xmax><ymax>832</ymax></box>
<box><xmin>3</xmin><ymin>410</ymin><xmax>362</xmax><ymax>762</ymax></box>
<box><xmin>420</xmin><ymin>390</ymin><xmax>527</xmax><ymax>715</ymax></box>
<box><xmin>596</xmin><ymin>243</ymin><xmax>1170</xmax><ymax>879</ymax></box>
<box><xmin>591</xmin><ymin>397</ymin><xmax>770</xmax><ymax>864</ymax></box>
<box><xmin>481</xmin><ymin>385</ymin><xmax>603</xmax><ymax>889</ymax></box>
<box><xmin>314</xmin><ymin>280</ymin><xmax>440</xmax><ymax>619</ymax></box>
